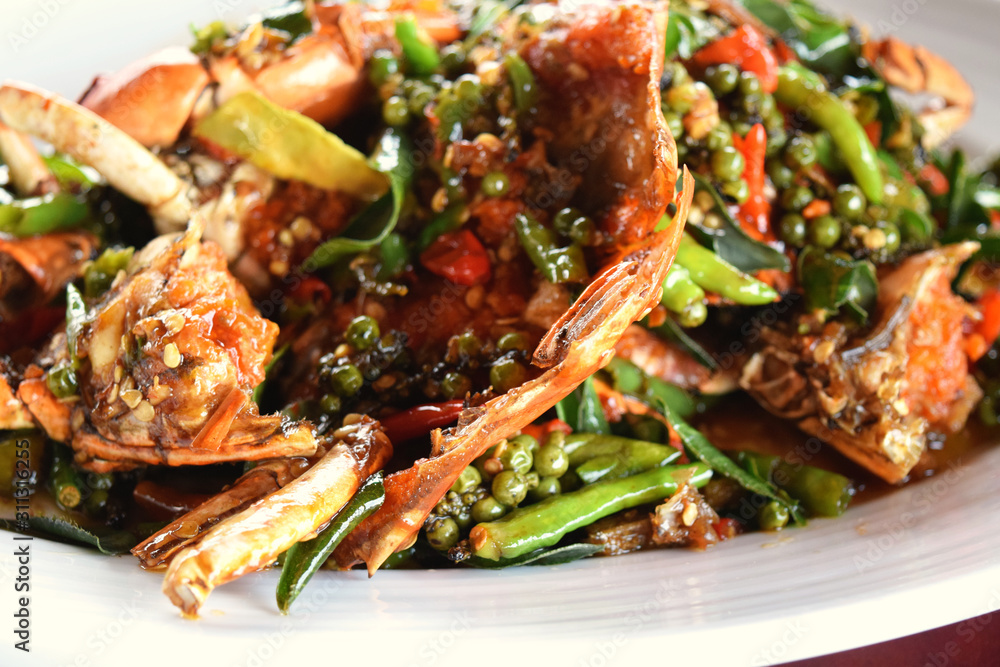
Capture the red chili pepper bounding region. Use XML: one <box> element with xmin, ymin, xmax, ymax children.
<box><xmin>691</xmin><ymin>25</ymin><xmax>779</xmax><ymax>94</ymax></box>
<box><xmin>519</xmin><ymin>418</ymin><xmax>573</xmax><ymax>442</ymax></box>
<box><xmin>918</xmin><ymin>163</ymin><xmax>950</xmax><ymax>197</ymax></box>
<box><xmin>420</xmin><ymin>229</ymin><xmax>492</xmax><ymax>286</ymax></box>
<box><xmin>801</xmin><ymin>199</ymin><xmax>831</xmax><ymax>220</ymax></box>
<box><xmin>968</xmin><ymin>289</ymin><xmax>1000</xmax><ymax>361</ymax></box>
<box><xmin>733</xmin><ymin>123</ymin><xmax>772</xmax><ymax>239</ymax></box>
<box><xmin>863</xmin><ymin>121</ymin><xmax>882</xmax><ymax>147</ymax></box>
<box><xmin>287</xmin><ymin>276</ymin><xmax>331</xmax><ymax>304</ymax></box>
<box><xmin>0</xmin><ymin>306</ymin><xmax>64</xmax><ymax>355</ymax></box>
<box><xmin>379</xmin><ymin>399</ymin><xmax>465</xmax><ymax>444</ymax></box>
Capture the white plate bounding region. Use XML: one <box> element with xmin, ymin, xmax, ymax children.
<box><xmin>2</xmin><ymin>1</ymin><xmax>999</xmax><ymax>664</ymax></box>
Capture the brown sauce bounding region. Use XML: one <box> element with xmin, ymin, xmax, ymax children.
<box><xmin>694</xmin><ymin>393</ymin><xmax>1000</xmax><ymax>503</ymax></box>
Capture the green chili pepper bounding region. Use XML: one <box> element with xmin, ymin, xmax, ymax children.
<box><xmin>417</xmin><ymin>204</ymin><xmax>466</xmax><ymax>250</ymax></box>
<box><xmin>663</xmin><ymin>404</ymin><xmax>805</xmax><ymax>525</ymax></box>
<box><xmin>563</xmin><ymin>433</ymin><xmax>682</xmax><ymax>484</ymax></box>
<box><xmin>737</xmin><ymin>452</ymin><xmax>852</xmax><ymax>518</ymax></box>
<box><xmin>65</xmin><ymin>283</ymin><xmax>87</xmax><ymax>364</ymax></box>
<box><xmin>660</xmin><ymin>262</ymin><xmax>707</xmax><ymax>318</ymax></box>
<box><xmin>395</xmin><ymin>16</ymin><xmax>440</xmax><ymax>75</ymax></box>
<box><xmin>675</xmin><ymin>234</ymin><xmax>778</xmax><ymax>305</ymax></box>
<box><xmin>194</xmin><ymin>92</ymin><xmax>388</xmax><ymax>200</ymax></box>
<box><xmin>84</xmin><ymin>247</ymin><xmax>134</xmax><ymax>298</ymax></box>
<box><xmin>276</xmin><ymin>472</ymin><xmax>384</xmax><ymax>612</ymax></box>
<box><xmin>504</xmin><ymin>52</ymin><xmax>538</xmax><ymax>113</ymax></box>
<box><xmin>514</xmin><ymin>212</ymin><xmax>588</xmax><ymax>283</ymax></box>
<box><xmin>0</xmin><ymin>193</ymin><xmax>88</xmax><ymax>237</ymax></box>
<box><xmin>48</xmin><ymin>444</ymin><xmax>84</xmax><ymax>510</ymax></box>
<box><xmin>774</xmin><ymin>64</ymin><xmax>883</xmax><ymax>204</ymax></box>
<box><xmin>469</xmin><ymin>463</ymin><xmax>712</xmax><ymax>560</ymax></box>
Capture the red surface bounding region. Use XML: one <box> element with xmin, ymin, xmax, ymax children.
<box><xmin>787</xmin><ymin>611</ymin><xmax>1000</xmax><ymax>666</ymax></box>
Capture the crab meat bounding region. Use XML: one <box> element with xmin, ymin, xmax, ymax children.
<box><xmin>863</xmin><ymin>37</ymin><xmax>974</xmax><ymax>148</ymax></box>
<box><xmin>740</xmin><ymin>242</ymin><xmax>981</xmax><ymax>483</ymax></box>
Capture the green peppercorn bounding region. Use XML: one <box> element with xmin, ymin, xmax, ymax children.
<box><xmin>453</xmin><ymin>507</ymin><xmax>473</xmax><ymax>530</ymax></box>
<box><xmin>481</xmin><ymin>171</ymin><xmax>510</xmax><ymax>198</ymax></box>
<box><xmin>499</xmin><ymin>439</ymin><xmax>533</xmax><ymax>474</ymax></box>
<box><xmin>441</xmin><ymin>372</ymin><xmax>471</xmax><ymax>399</ymax></box>
<box><xmin>407</xmin><ymin>84</ymin><xmax>435</xmax><ymax>115</ymax></box>
<box><xmin>882</xmin><ymin>222</ymin><xmax>901</xmax><ymax>253</ymax></box>
<box><xmin>833</xmin><ymin>184</ymin><xmax>867</xmax><ymax>221</ymax></box>
<box><xmin>765</xmin><ymin>125</ymin><xmax>787</xmax><ymax>158</ymax></box>
<box><xmin>369</xmin><ymin>50</ymin><xmax>399</xmax><ymax>86</ymax></box>
<box><xmin>552</xmin><ymin>207</ymin><xmax>597</xmax><ymax>245</ymax></box>
<box><xmin>534</xmin><ymin>442</ymin><xmax>569</xmax><ymax>477</ymax></box>
<box><xmin>677</xmin><ymin>301</ymin><xmax>708</xmax><ymax>328</ymax></box>
<box><xmin>346</xmin><ymin>315</ymin><xmax>380</xmax><ymax>351</ymax></box>
<box><xmin>740</xmin><ymin>91</ymin><xmax>762</xmax><ymax>115</ymax></box>
<box><xmin>508</xmin><ymin>433</ymin><xmax>539</xmax><ymax>453</ymax></box>
<box><xmin>382</xmin><ymin>95</ymin><xmax>410</xmax><ymax>126</ymax></box>
<box><xmin>455</xmin><ymin>331</ymin><xmax>481</xmax><ymax>358</ymax></box>
<box><xmin>705</xmin><ymin>64</ymin><xmax>739</xmax><ymax>95</ymax></box>
<box><xmin>450</xmin><ymin>465</ymin><xmax>482</xmax><ymax>494</ymax></box>
<box><xmin>491</xmin><ymin>470</ymin><xmax>528</xmax><ymax>507</ymax></box>
<box><xmin>319</xmin><ymin>393</ymin><xmax>342</xmax><ymax>414</ymax></box>
<box><xmin>784</xmin><ymin>135</ymin><xmax>817</xmax><ymax>169</ymax></box>
<box><xmin>759</xmin><ymin>500</ymin><xmax>789</xmax><ymax>530</ymax></box>
<box><xmin>706</xmin><ymin>123</ymin><xmax>732</xmax><ymax>151</ymax></box>
<box><xmin>661</xmin><ymin>111</ymin><xmax>684</xmax><ymax>140</ymax></box>
<box><xmin>559</xmin><ymin>469</ymin><xmax>582</xmax><ymax>492</ymax></box>
<box><xmin>490</xmin><ymin>357</ymin><xmax>527</xmax><ymax>393</ymax></box>
<box><xmin>779</xmin><ymin>213</ymin><xmax>807</xmax><ymax>246</ymax></box>
<box><xmin>758</xmin><ymin>93</ymin><xmax>776</xmax><ymax>119</ymax></box>
<box><xmin>738</xmin><ymin>71</ymin><xmax>762</xmax><ymax>97</ymax></box>
<box><xmin>496</xmin><ymin>332</ymin><xmax>530</xmax><ymax>353</ymax></box>
<box><xmin>328</xmin><ymin>364</ymin><xmax>364</xmax><ymax>397</ymax></box>
<box><xmin>767</xmin><ymin>161</ymin><xmax>795</xmax><ymax>190</ymax></box>
<box><xmin>809</xmin><ymin>215</ymin><xmax>842</xmax><ymax>248</ymax></box>
<box><xmin>530</xmin><ymin>476</ymin><xmax>562</xmax><ymax>501</ymax></box>
<box><xmin>711</xmin><ymin>146</ymin><xmax>746</xmax><ymax>182</ymax></box>
<box><xmin>471</xmin><ymin>495</ymin><xmax>508</xmax><ymax>523</ymax></box>
<box><xmin>439</xmin><ymin>44</ymin><xmax>466</xmax><ymax>73</ymax></box>
<box><xmin>426</xmin><ymin>516</ymin><xmax>460</xmax><ymax>550</ymax></box>
<box><xmin>781</xmin><ymin>185</ymin><xmax>814</xmax><ymax>212</ymax></box>
<box><xmin>84</xmin><ymin>488</ymin><xmax>109</xmax><ymax>517</ymax></box>
<box><xmin>667</xmin><ymin>81</ymin><xmax>698</xmax><ymax>114</ymax></box>
<box><xmin>721</xmin><ymin>178</ymin><xmax>749</xmax><ymax>204</ymax></box>
<box><xmin>454</xmin><ymin>74</ymin><xmax>483</xmax><ymax>102</ymax></box>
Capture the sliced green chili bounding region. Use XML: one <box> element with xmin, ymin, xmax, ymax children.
<box><xmin>774</xmin><ymin>64</ymin><xmax>883</xmax><ymax>204</ymax></box>
<box><xmin>514</xmin><ymin>212</ymin><xmax>588</xmax><ymax>283</ymax></box>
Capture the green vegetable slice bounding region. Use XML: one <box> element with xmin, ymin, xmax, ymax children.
<box><xmin>276</xmin><ymin>472</ymin><xmax>385</xmax><ymax>613</ymax></box>
<box><xmin>193</xmin><ymin>91</ymin><xmax>388</xmax><ymax>200</ymax></box>
<box><xmin>688</xmin><ymin>174</ymin><xmax>790</xmax><ymax>273</ymax></box>
<box><xmin>663</xmin><ymin>404</ymin><xmax>805</xmax><ymax>524</ymax></box>
<box><xmin>304</xmin><ymin>129</ymin><xmax>413</xmax><ymax>270</ymax></box>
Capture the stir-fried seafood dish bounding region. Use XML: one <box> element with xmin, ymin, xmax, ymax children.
<box><xmin>2</xmin><ymin>0</ymin><xmax>998</xmax><ymax>615</ymax></box>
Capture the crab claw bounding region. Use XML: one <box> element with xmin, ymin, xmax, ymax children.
<box><xmin>0</xmin><ymin>81</ymin><xmax>192</xmax><ymax>231</ymax></box>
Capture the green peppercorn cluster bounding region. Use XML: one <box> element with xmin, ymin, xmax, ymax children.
<box><xmin>422</xmin><ymin>430</ymin><xmax>575</xmax><ymax>553</ymax></box>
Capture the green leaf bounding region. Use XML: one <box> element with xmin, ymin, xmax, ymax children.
<box><xmin>689</xmin><ymin>174</ymin><xmax>790</xmax><ymax>273</ymax></box>
<box><xmin>304</xmin><ymin>129</ymin><xmax>413</xmax><ymax>270</ymax></box>
<box><xmin>395</xmin><ymin>16</ymin><xmax>440</xmax><ymax>75</ymax></box>
<box><xmin>649</xmin><ymin>317</ymin><xmax>719</xmax><ymax>371</ymax></box>
<box><xmin>798</xmin><ymin>247</ymin><xmax>878</xmax><ymax>322</ymax></box>
<box><xmin>252</xmin><ymin>343</ymin><xmax>289</xmax><ymax>405</ymax></box>
<box><xmin>276</xmin><ymin>472</ymin><xmax>385</xmax><ymax>613</ymax></box>
<box><xmin>662</xmin><ymin>404</ymin><xmax>805</xmax><ymax>524</ymax></box>
<box><xmin>741</xmin><ymin>0</ymin><xmax>854</xmax><ymax>74</ymax></box>
<box><xmin>261</xmin><ymin>1</ymin><xmax>312</xmax><ymax>44</ymax></box>
<box><xmin>0</xmin><ymin>493</ymin><xmax>136</xmax><ymax>554</ymax></box>
<box><xmin>463</xmin><ymin>542</ymin><xmax>603</xmax><ymax>569</ymax></box>
<box><xmin>604</xmin><ymin>357</ymin><xmax>697</xmax><ymax>419</ymax></box>
<box><xmin>193</xmin><ymin>91</ymin><xmax>388</xmax><ymax>200</ymax></box>
<box><xmin>557</xmin><ymin>377</ymin><xmax>610</xmax><ymax>434</ymax></box>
